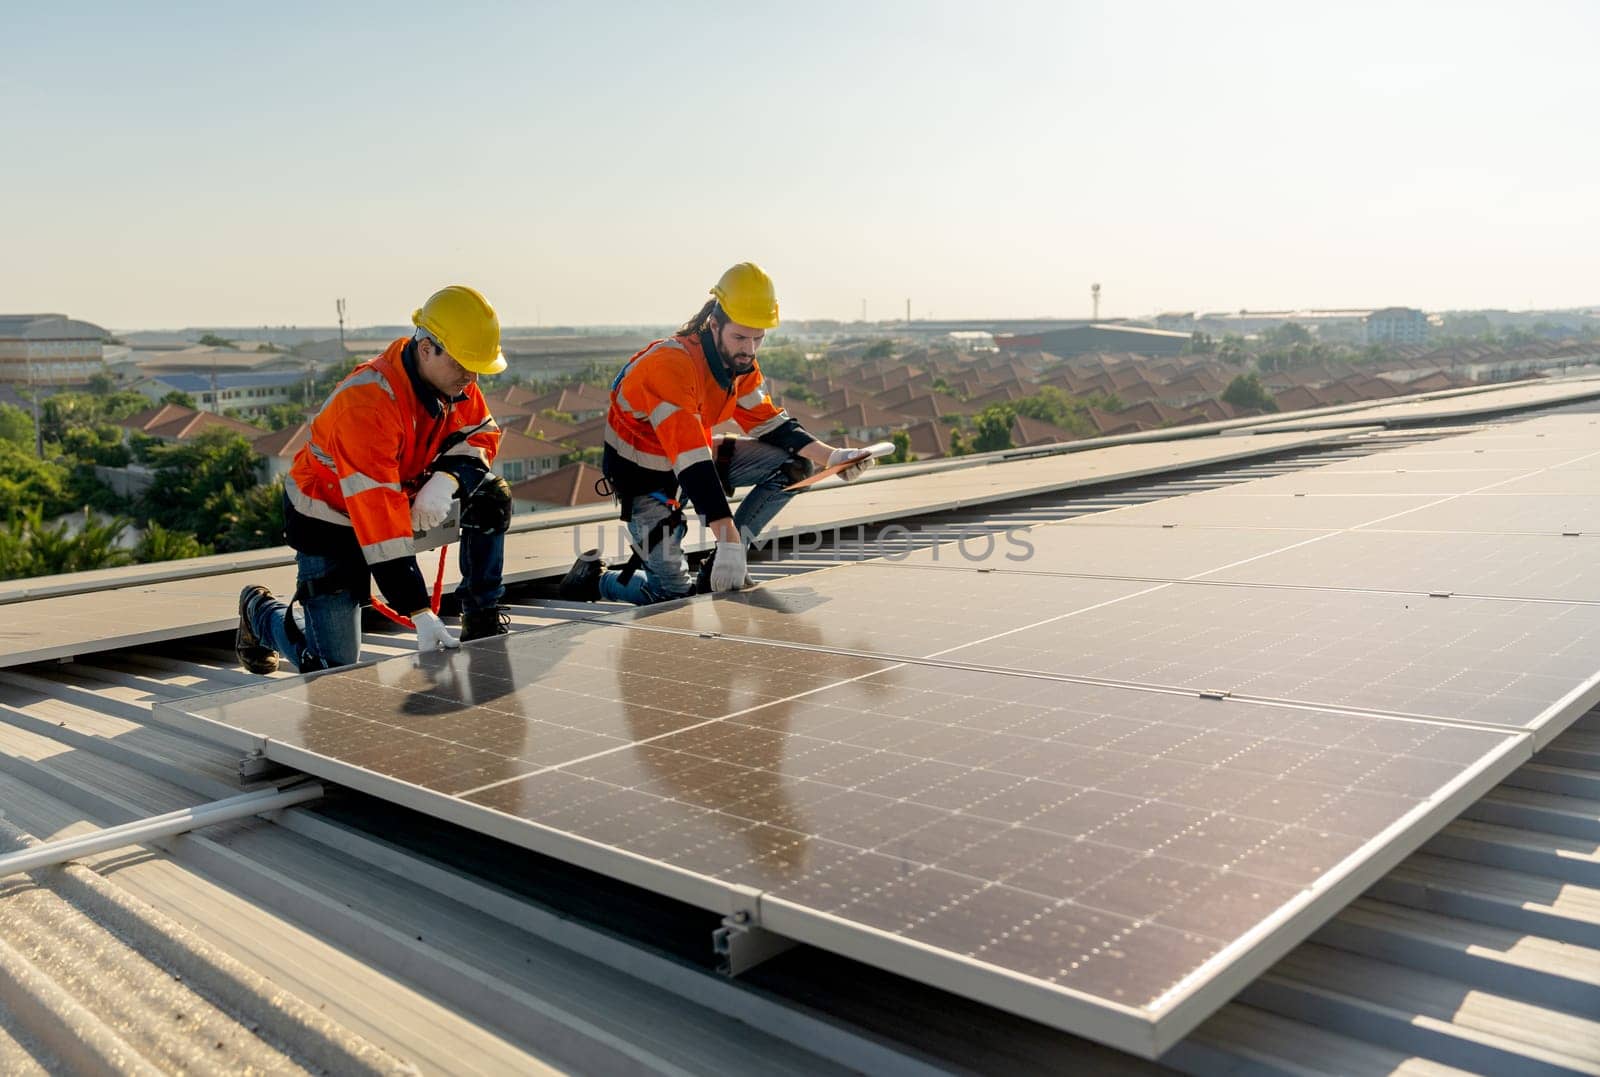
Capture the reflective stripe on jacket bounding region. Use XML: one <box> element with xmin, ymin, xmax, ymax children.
<box><xmin>605</xmin><ymin>332</ymin><xmax>806</xmax><ymax>520</ymax></box>
<box><xmin>289</xmin><ymin>338</ymin><xmax>500</xmax><ymax>567</ymax></box>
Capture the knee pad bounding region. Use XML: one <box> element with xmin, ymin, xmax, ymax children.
<box><xmin>460</xmin><ymin>473</ymin><xmax>513</xmax><ymax>534</ymax></box>
<box><xmin>780</xmin><ymin>455</ymin><xmax>812</xmax><ymax>486</ymax></box>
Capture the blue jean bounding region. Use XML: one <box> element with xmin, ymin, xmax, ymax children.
<box><xmin>249</xmin><ymin>530</ymin><xmax>505</xmax><ymax>672</ymax></box>
<box><xmin>598</xmin><ymin>437</ymin><xmax>799</xmax><ymax>606</ymax></box>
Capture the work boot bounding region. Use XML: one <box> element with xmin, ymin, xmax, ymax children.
<box><xmin>235</xmin><ymin>585</ymin><xmax>280</xmax><ymax>675</ymax></box>
<box><xmin>460</xmin><ymin>606</ymin><xmax>511</xmax><ymax>641</ymax></box>
<box><xmin>559</xmin><ymin>550</ymin><xmax>605</xmax><ymax>601</ymax></box>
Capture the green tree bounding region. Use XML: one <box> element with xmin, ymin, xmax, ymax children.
<box><xmin>0</xmin><ymin>404</ymin><xmax>35</xmax><ymax>447</ymax></box>
<box><xmin>259</xmin><ymin>403</ymin><xmax>307</xmax><ymax>431</ymax></box>
<box><xmin>1182</xmin><ymin>331</ymin><xmax>1216</xmax><ymax>355</ymax></box>
<box><xmin>197</xmin><ymin>333</ymin><xmax>235</xmax><ymax>348</ymax></box>
<box><xmin>1216</xmin><ymin>334</ymin><xmax>1250</xmax><ymax>365</ymax></box>
<box><xmin>970</xmin><ymin>404</ymin><xmax>1016</xmax><ymax>453</ymax></box>
<box><xmin>139</xmin><ymin>430</ymin><xmax>262</xmax><ymax>537</ymax></box>
<box><xmin>39</xmin><ymin>390</ymin><xmax>150</xmax><ymax>442</ymax></box>
<box><xmin>0</xmin><ymin>442</ymin><xmax>74</xmax><ymax>518</ymax></box>
<box><xmin>1264</xmin><ymin>322</ymin><xmax>1313</xmax><ymax>347</ymax></box>
<box><xmin>863</xmin><ymin>339</ymin><xmax>895</xmax><ymax>360</ymax></box>
<box><xmin>63</xmin><ymin>464</ymin><xmax>124</xmax><ymax>515</ymax></box>
<box><xmin>160</xmin><ymin>389</ymin><xmax>197</xmax><ymax>408</ymax></box>
<box><xmin>136</xmin><ymin>521</ymin><xmax>212</xmax><ymax>562</ymax></box>
<box><xmin>886</xmin><ymin>429</ymin><xmax>912</xmax><ymax>464</ymax></box>
<box><xmin>213</xmin><ymin>479</ymin><xmax>284</xmax><ymax>553</ymax></box>
<box><xmin>560</xmin><ymin>446</ymin><xmax>604</xmax><ymax>467</ymax></box>
<box><xmin>1004</xmin><ymin>386</ymin><xmax>1110</xmax><ymax>438</ymax></box>
<box><xmin>0</xmin><ymin>507</ymin><xmax>131</xmax><ymax>580</ymax></box>
<box><xmin>755</xmin><ymin>340</ymin><xmax>822</xmax><ymax>383</ymax></box>
<box><xmin>58</xmin><ymin>424</ymin><xmax>131</xmax><ymax>467</ymax></box>
<box><xmin>128</xmin><ymin>432</ymin><xmax>163</xmax><ymax>464</ymax></box>
<box><xmin>87</xmin><ymin>371</ymin><xmax>119</xmax><ymax>395</ymax></box>
<box><xmin>1221</xmin><ymin>373</ymin><xmax>1277</xmax><ymax>412</ymax></box>
<box><xmin>1009</xmin><ymin>386</ymin><xmax>1072</xmax><ymax>427</ymax></box>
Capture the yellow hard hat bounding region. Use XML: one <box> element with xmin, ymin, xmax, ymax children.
<box><xmin>710</xmin><ymin>262</ymin><xmax>780</xmax><ymax>329</ymax></box>
<box><xmin>412</xmin><ymin>285</ymin><xmax>506</xmax><ymax>375</ymax></box>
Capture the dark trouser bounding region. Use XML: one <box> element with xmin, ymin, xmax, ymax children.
<box><xmin>598</xmin><ymin>438</ymin><xmax>798</xmax><ymax>605</ymax></box>
<box><xmin>248</xmin><ymin>529</ymin><xmax>505</xmax><ymax>672</ymax></box>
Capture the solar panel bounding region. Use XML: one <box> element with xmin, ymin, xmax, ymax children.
<box><xmin>1073</xmin><ymin>492</ymin><xmax>1443</xmax><ymax>531</ymax></box>
<box><xmin>1366</xmin><ymin>493</ymin><xmax>1600</xmax><ymax>535</ymax></box>
<box><xmin>1213</xmin><ymin>468</ymin><xmax>1535</xmax><ymax>497</ymax></box>
<box><xmin>0</xmin><ymin>567</ymin><xmax>304</xmax><ymax>667</ymax></box>
<box><xmin>1201</xmin><ymin>530</ymin><xmax>1600</xmax><ymax>602</ymax></box>
<box><xmin>1322</xmin><ymin>448</ymin><xmax>1593</xmax><ymax>473</ymax></box>
<box><xmin>934</xmin><ymin>583</ymin><xmax>1600</xmax><ymax>738</ymax></box>
<box><xmin>160</xmin><ymin>622</ymin><xmax>1522</xmax><ymax>1056</ymax></box>
<box><xmin>611</xmin><ymin>570</ymin><xmax>1158</xmax><ymax>659</ymax></box>
<box><xmin>154</xmin><ymin>413</ymin><xmax>1600</xmax><ymax>1057</ymax></box>
<box><xmin>613</xmin><ymin>560</ymin><xmax>1600</xmax><ymax>739</ymax></box>
<box><xmin>879</xmin><ymin>523</ymin><xmax>1336</xmax><ymax>581</ymax></box>
<box><xmin>1248</xmin><ymin>379</ymin><xmax>1600</xmax><ymax>432</ymax></box>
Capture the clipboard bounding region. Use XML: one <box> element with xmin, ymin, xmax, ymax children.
<box><xmin>784</xmin><ymin>441</ymin><xmax>896</xmax><ymax>491</ymax></box>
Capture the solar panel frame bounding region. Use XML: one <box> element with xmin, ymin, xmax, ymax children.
<box><xmin>148</xmin><ymin>412</ymin><xmax>1600</xmax><ymax>1057</ymax></box>
<box><xmin>156</xmin><ymin>627</ymin><xmax>1531</xmax><ymax>1057</ymax></box>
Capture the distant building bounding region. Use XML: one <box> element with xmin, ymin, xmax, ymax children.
<box><xmin>252</xmin><ymin>421</ymin><xmax>311</xmax><ymax>483</ymax></box>
<box><xmin>509</xmin><ymin>462</ymin><xmax>609</xmax><ymax>511</ymax></box>
<box><xmin>0</xmin><ymin>313</ymin><xmax>109</xmax><ymax>384</ymax></box>
<box><xmin>119</xmin><ymin>346</ymin><xmax>314</xmax><ymax>378</ymax></box>
<box><xmin>493</xmin><ymin>430</ymin><xmax>567</xmax><ymax>483</ymax></box>
<box><xmin>996</xmin><ymin>324</ymin><xmax>1189</xmax><ymax>359</ymax></box>
<box><xmin>1365</xmin><ymin>307</ymin><xmax>1429</xmax><ymax>346</ymax></box>
<box><xmin>130</xmin><ymin>371</ymin><xmax>304</xmax><ymax>416</ymax></box>
<box><xmin>1195</xmin><ymin>310</ymin><xmax>1372</xmax><ymax>341</ymax></box>
<box><xmin>500</xmin><ymin>334</ymin><xmax>654</xmax><ymax>385</ymax></box>
<box><xmin>116</xmin><ymin>402</ymin><xmax>265</xmax><ymax>444</ymax></box>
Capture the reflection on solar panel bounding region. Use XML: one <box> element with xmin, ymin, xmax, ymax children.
<box><xmin>164</xmin><ymin>622</ymin><xmax>1522</xmax><ymax>1055</ymax></box>
<box><xmin>160</xmin><ymin>415</ymin><xmax>1600</xmax><ymax>1057</ymax></box>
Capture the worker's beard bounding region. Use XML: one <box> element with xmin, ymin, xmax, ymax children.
<box><xmin>713</xmin><ymin>326</ymin><xmax>757</xmax><ymax>376</ymax></box>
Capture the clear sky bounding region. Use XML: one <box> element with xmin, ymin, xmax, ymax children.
<box><xmin>4</xmin><ymin>1</ymin><xmax>1597</xmax><ymax>329</ymax></box>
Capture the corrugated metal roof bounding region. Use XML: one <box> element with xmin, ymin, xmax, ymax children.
<box><xmin>1</xmin><ymin>401</ymin><xmax>1598</xmax><ymax>1074</ymax></box>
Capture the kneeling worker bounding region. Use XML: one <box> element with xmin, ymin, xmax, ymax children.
<box><xmin>236</xmin><ymin>285</ymin><xmax>515</xmax><ymax>674</ymax></box>
<box><xmin>562</xmin><ymin>262</ymin><xmax>871</xmax><ymax>605</ymax></box>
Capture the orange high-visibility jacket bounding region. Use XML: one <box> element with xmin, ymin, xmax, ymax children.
<box><xmin>603</xmin><ymin>332</ymin><xmax>812</xmax><ymax>521</ymax></box>
<box><xmin>288</xmin><ymin>338</ymin><xmax>500</xmax><ymax>608</ymax></box>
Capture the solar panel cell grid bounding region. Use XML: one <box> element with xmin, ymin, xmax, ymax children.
<box><xmin>1073</xmin><ymin>492</ymin><xmax>1442</xmax><ymax>530</ymax></box>
<box><xmin>942</xmin><ymin>585</ymin><xmax>1600</xmax><ymax>727</ymax></box>
<box><xmin>161</xmin><ymin>413</ymin><xmax>1600</xmax><ymax>1055</ymax></box>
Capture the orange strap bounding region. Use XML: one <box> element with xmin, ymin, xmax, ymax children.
<box><xmin>369</xmin><ymin>545</ymin><xmax>449</xmax><ymax>631</ymax></box>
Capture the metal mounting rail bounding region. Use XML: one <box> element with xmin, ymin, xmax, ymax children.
<box><xmin>0</xmin><ymin>783</ymin><xmax>324</xmax><ymax>880</ymax></box>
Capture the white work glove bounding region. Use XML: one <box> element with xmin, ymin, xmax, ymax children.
<box><xmin>827</xmin><ymin>446</ymin><xmax>876</xmax><ymax>483</ymax></box>
<box><xmin>411</xmin><ymin>472</ymin><xmax>457</xmax><ymax>532</ymax></box>
<box><xmin>708</xmin><ymin>541</ymin><xmax>750</xmax><ymax>592</ymax></box>
<box><xmin>413</xmin><ymin>609</ymin><xmax>460</xmax><ymax>652</ymax></box>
